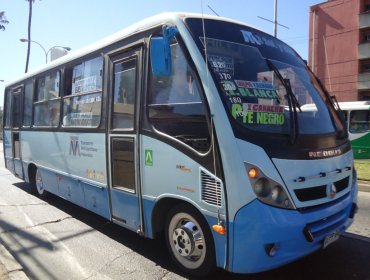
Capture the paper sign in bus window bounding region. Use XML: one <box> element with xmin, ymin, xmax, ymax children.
<box><xmin>221</xmin><ymin>80</ymin><xmax>279</xmax><ymax>100</ymax></box>
<box><xmin>72</xmin><ymin>76</ymin><xmax>101</xmax><ymax>95</ymax></box>
<box><xmin>208</xmin><ymin>55</ymin><xmax>234</xmax><ymax>79</ymax></box>
<box><xmin>235</xmin><ymin>80</ymin><xmax>275</xmax><ymax>91</ymax></box>
<box><xmin>232</xmin><ymin>103</ymin><xmax>285</xmax><ymax>125</ymax></box>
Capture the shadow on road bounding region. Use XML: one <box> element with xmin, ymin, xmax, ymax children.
<box><xmin>10</xmin><ymin>182</ymin><xmax>370</xmax><ymax>280</ymax></box>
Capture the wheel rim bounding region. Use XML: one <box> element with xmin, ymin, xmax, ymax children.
<box><xmin>168</xmin><ymin>212</ymin><xmax>206</xmax><ymax>270</ymax></box>
<box><xmin>35</xmin><ymin>170</ymin><xmax>44</xmax><ymax>195</ymax></box>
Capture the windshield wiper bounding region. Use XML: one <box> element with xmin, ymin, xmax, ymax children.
<box><xmin>283</xmin><ymin>78</ymin><xmax>302</xmax><ymax>112</ymax></box>
<box><xmin>266</xmin><ymin>59</ymin><xmax>300</xmax><ymax>144</ymax></box>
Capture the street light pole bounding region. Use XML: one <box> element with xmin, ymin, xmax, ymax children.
<box><xmin>274</xmin><ymin>0</ymin><xmax>278</xmax><ymax>37</ymax></box>
<box><xmin>20</xmin><ymin>38</ymin><xmax>47</xmax><ymax>63</ymax></box>
<box><xmin>20</xmin><ymin>39</ymin><xmax>71</xmax><ymax>64</ymax></box>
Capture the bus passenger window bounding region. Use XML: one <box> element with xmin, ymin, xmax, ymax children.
<box><xmin>349</xmin><ymin>110</ymin><xmax>370</xmax><ymax>133</ymax></box>
<box><xmin>62</xmin><ymin>56</ymin><xmax>103</xmax><ymax>128</ymax></box>
<box><xmin>148</xmin><ymin>41</ymin><xmax>211</xmax><ymax>153</ymax></box>
<box><xmin>34</xmin><ymin>71</ymin><xmax>60</xmax><ymax>127</ymax></box>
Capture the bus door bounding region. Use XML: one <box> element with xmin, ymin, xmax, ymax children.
<box><xmin>107</xmin><ymin>47</ymin><xmax>144</xmax><ymax>233</ymax></box>
<box><xmin>10</xmin><ymin>86</ymin><xmax>24</xmax><ymax>178</ymax></box>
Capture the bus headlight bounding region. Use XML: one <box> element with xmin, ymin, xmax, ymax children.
<box><xmin>253</xmin><ymin>178</ymin><xmax>271</xmax><ymax>197</ymax></box>
<box><xmin>271</xmin><ymin>185</ymin><xmax>283</xmax><ymax>203</ymax></box>
<box><xmin>246</xmin><ymin>163</ymin><xmax>294</xmax><ymax>210</ymax></box>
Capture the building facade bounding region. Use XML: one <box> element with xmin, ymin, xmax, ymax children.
<box><xmin>309</xmin><ymin>0</ymin><xmax>370</xmax><ymax>101</ymax></box>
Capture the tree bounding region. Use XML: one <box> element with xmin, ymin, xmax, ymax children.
<box><xmin>0</xmin><ymin>11</ymin><xmax>9</xmax><ymax>31</ymax></box>
<box><xmin>24</xmin><ymin>0</ymin><xmax>35</xmax><ymax>73</ymax></box>
<box><xmin>24</xmin><ymin>0</ymin><xmax>41</xmax><ymax>73</ymax></box>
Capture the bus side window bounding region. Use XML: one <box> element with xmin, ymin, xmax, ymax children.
<box><xmin>349</xmin><ymin>110</ymin><xmax>370</xmax><ymax>133</ymax></box>
<box><xmin>62</xmin><ymin>56</ymin><xmax>103</xmax><ymax>128</ymax></box>
<box><xmin>33</xmin><ymin>71</ymin><xmax>61</xmax><ymax>127</ymax></box>
<box><xmin>148</xmin><ymin>40</ymin><xmax>211</xmax><ymax>153</ymax></box>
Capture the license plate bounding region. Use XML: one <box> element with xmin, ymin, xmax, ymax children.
<box><xmin>323</xmin><ymin>230</ymin><xmax>340</xmax><ymax>248</ymax></box>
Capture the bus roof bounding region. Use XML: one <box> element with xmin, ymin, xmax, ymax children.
<box><xmin>5</xmin><ymin>12</ymin><xmax>258</xmax><ymax>88</ymax></box>
<box><xmin>300</xmin><ymin>101</ymin><xmax>370</xmax><ymax>112</ymax></box>
<box><xmin>338</xmin><ymin>101</ymin><xmax>370</xmax><ymax>110</ymax></box>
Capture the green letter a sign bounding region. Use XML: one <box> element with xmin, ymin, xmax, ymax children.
<box><xmin>145</xmin><ymin>150</ymin><xmax>153</xmax><ymax>166</ymax></box>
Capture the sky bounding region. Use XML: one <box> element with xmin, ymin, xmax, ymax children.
<box><xmin>0</xmin><ymin>0</ymin><xmax>323</xmax><ymax>105</ymax></box>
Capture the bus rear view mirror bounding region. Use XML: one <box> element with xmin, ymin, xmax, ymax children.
<box><xmin>150</xmin><ymin>25</ymin><xmax>178</xmax><ymax>77</ymax></box>
<box><xmin>150</xmin><ymin>37</ymin><xmax>172</xmax><ymax>76</ymax></box>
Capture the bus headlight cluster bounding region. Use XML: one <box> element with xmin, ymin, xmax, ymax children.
<box><xmin>245</xmin><ymin>163</ymin><xmax>294</xmax><ymax>210</ymax></box>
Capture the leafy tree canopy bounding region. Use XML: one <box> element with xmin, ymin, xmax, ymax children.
<box><xmin>0</xmin><ymin>11</ymin><xmax>9</xmax><ymax>31</ymax></box>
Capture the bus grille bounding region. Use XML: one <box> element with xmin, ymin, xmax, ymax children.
<box><xmin>200</xmin><ymin>170</ymin><xmax>222</xmax><ymax>207</ymax></box>
<box><xmin>294</xmin><ymin>176</ymin><xmax>350</xmax><ymax>202</ymax></box>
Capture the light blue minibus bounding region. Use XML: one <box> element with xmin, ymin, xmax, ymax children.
<box><xmin>3</xmin><ymin>13</ymin><xmax>358</xmax><ymax>277</ymax></box>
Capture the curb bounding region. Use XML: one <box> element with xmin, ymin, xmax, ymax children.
<box><xmin>358</xmin><ymin>180</ymin><xmax>370</xmax><ymax>193</ymax></box>
<box><xmin>0</xmin><ymin>244</ymin><xmax>29</xmax><ymax>280</ymax></box>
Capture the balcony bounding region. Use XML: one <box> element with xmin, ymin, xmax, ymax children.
<box><xmin>358</xmin><ymin>72</ymin><xmax>370</xmax><ymax>90</ymax></box>
<box><xmin>358</xmin><ymin>42</ymin><xmax>370</xmax><ymax>59</ymax></box>
<box><xmin>360</xmin><ymin>13</ymin><xmax>370</xmax><ymax>29</ymax></box>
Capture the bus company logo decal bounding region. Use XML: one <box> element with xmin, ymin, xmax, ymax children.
<box><xmin>328</xmin><ymin>184</ymin><xmax>337</xmax><ymax>199</ymax></box>
<box><xmin>308</xmin><ymin>148</ymin><xmax>342</xmax><ymax>159</ymax></box>
<box><xmin>176</xmin><ymin>165</ymin><xmax>191</xmax><ymax>173</ymax></box>
<box><xmin>176</xmin><ymin>186</ymin><xmax>195</xmax><ymax>193</ymax></box>
<box><xmin>69</xmin><ymin>136</ymin><xmax>81</xmax><ymax>156</ymax></box>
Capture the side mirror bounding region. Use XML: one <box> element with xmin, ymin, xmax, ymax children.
<box><xmin>150</xmin><ymin>26</ymin><xmax>178</xmax><ymax>77</ymax></box>
<box><xmin>150</xmin><ymin>37</ymin><xmax>172</xmax><ymax>76</ymax></box>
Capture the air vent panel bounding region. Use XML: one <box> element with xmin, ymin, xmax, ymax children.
<box><xmin>200</xmin><ymin>169</ymin><xmax>222</xmax><ymax>207</ymax></box>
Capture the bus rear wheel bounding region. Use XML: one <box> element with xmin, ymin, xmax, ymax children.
<box><xmin>165</xmin><ymin>203</ymin><xmax>216</xmax><ymax>277</ymax></box>
<box><xmin>32</xmin><ymin>168</ymin><xmax>48</xmax><ymax>198</ymax></box>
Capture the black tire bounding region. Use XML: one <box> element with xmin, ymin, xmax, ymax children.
<box><xmin>28</xmin><ymin>165</ymin><xmax>37</xmax><ymax>195</ymax></box>
<box><xmin>165</xmin><ymin>203</ymin><xmax>216</xmax><ymax>277</ymax></box>
<box><xmin>31</xmin><ymin>168</ymin><xmax>48</xmax><ymax>198</ymax></box>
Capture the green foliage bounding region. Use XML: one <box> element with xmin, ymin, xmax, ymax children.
<box><xmin>0</xmin><ymin>11</ymin><xmax>9</xmax><ymax>31</ymax></box>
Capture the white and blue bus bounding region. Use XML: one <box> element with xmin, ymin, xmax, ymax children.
<box><xmin>3</xmin><ymin>13</ymin><xmax>358</xmax><ymax>276</ymax></box>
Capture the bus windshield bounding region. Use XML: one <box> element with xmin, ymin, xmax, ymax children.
<box><xmin>185</xmin><ymin>18</ymin><xmax>340</xmax><ymax>136</ymax></box>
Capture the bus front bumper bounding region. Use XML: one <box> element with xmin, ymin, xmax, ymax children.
<box><xmin>228</xmin><ymin>188</ymin><xmax>357</xmax><ymax>274</ymax></box>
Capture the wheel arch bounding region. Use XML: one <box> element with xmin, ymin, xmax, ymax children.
<box><xmin>151</xmin><ymin>197</ymin><xmax>206</xmax><ymax>238</ymax></box>
<box><xmin>28</xmin><ymin>163</ymin><xmax>37</xmax><ymax>185</ymax></box>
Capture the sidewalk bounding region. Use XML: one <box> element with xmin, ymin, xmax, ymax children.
<box><xmin>0</xmin><ymin>244</ymin><xmax>29</xmax><ymax>280</ymax></box>
<box><xmin>358</xmin><ymin>180</ymin><xmax>370</xmax><ymax>192</ymax></box>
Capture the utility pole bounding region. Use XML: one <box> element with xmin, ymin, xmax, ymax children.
<box><xmin>258</xmin><ymin>0</ymin><xmax>289</xmax><ymax>37</ymax></box>
<box><xmin>274</xmin><ymin>0</ymin><xmax>278</xmax><ymax>37</ymax></box>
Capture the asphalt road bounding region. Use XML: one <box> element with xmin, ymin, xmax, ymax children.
<box><xmin>0</xmin><ymin>154</ymin><xmax>369</xmax><ymax>279</ymax></box>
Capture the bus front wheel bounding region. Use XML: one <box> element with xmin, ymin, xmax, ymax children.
<box><xmin>165</xmin><ymin>203</ymin><xmax>216</xmax><ymax>277</ymax></box>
